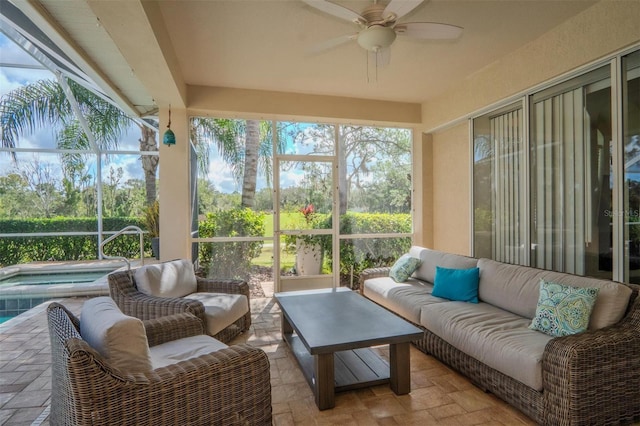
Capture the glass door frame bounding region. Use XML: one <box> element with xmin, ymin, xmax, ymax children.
<box><xmin>273</xmin><ymin>153</ymin><xmax>339</xmax><ymax>292</ymax></box>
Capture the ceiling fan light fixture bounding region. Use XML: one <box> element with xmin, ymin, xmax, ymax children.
<box><xmin>357</xmin><ymin>25</ymin><xmax>396</xmax><ymax>52</ymax></box>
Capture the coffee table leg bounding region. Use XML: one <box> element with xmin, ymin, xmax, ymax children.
<box><xmin>389</xmin><ymin>342</ymin><xmax>411</xmax><ymax>394</ymax></box>
<box><xmin>281</xmin><ymin>313</ymin><xmax>293</xmax><ymax>338</ymax></box>
<box><xmin>314</xmin><ymin>353</ymin><xmax>335</xmax><ymax>410</ymax></box>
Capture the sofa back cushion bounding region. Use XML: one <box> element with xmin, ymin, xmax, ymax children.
<box><xmin>80</xmin><ymin>297</ymin><xmax>152</xmax><ymax>374</ymax></box>
<box><xmin>134</xmin><ymin>259</ymin><xmax>197</xmax><ymax>298</ymax></box>
<box><xmin>410</xmin><ymin>246</ymin><xmax>478</xmax><ymax>283</ymax></box>
<box><xmin>477</xmin><ymin>258</ymin><xmax>633</xmax><ymax>329</ymax></box>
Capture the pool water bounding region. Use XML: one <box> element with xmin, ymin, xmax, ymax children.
<box><xmin>0</xmin><ymin>270</ymin><xmax>111</xmax><ymax>287</ymax></box>
<box><xmin>0</xmin><ymin>269</ymin><xmax>115</xmax><ymax>324</ymax></box>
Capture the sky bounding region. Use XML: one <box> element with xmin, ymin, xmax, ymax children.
<box><xmin>0</xmin><ymin>32</ymin><xmax>147</xmax><ymax>184</ymax></box>
<box><xmin>0</xmin><ymin>31</ymin><xmax>377</xmax><ymax>196</ymax></box>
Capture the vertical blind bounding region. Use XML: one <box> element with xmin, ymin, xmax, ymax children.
<box><xmin>532</xmin><ymin>88</ymin><xmax>590</xmax><ymax>274</ymax></box>
<box><xmin>491</xmin><ymin>109</ymin><xmax>525</xmax><ymax>264</ymax></box>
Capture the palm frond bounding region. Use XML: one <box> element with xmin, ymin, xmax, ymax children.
<box><xmin>0</xmin><ymin>79</ymin><xmax>70</xmax><ymax>151</ymax></box>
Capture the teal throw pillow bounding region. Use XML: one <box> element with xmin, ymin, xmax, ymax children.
<box><xmin>432</xmin><ymin>266</ymin><xmax>480</xmax><ymax>303</ymax></box>
<box><xmin>389</xmin><ymin>254</ymin><xmax>422</xmax><ymax>282</ymax></box>
<box><xmin>529</xmin><ymin>280</ymin><xmax>599</xmax><ymax>337</ymax></box>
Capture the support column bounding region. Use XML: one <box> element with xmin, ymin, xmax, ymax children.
<box><xmin>158</xmin><ymin>107</ymin><xmax>191</xmax><ymax>261</ymax></box>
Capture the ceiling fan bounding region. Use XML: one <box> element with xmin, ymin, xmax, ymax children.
<box><xmin>303</xmin><ymin>0</ymin><xmax>463</xmax><ymax>66</ymax></box>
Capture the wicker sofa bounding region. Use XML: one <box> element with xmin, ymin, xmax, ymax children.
<box><xmin>47</xmin><ymin>299</ymin><xmax>272</xmax><ymax>425</ymax></box>
<box><xmin>360</xmin><ymin>246</ymin><xmax>640</xmax><ymax>425</ymax></box>
<box><xmin>109</xmin><ymin>259</ymin><xmax>251</xmax><ymax>343</ymax></box>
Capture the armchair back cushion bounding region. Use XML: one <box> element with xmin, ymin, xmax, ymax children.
<box><xmin>79</xmin><ymin>297</ymin><xmax>152</xmax><ymax>374</ymax></box>
<box><xmin>134</xmin><ymin>259</ymin><xmax>197</xmax><ymax>298</ymax></box>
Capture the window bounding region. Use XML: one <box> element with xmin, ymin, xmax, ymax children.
<box><xmin>473</xmin><ymin>49</ymin><xmax>640</xmax><ymax>283</ymax></box>
<box><xmin>0</xmin><ymin>32</ymin><xmax>159</xmax><ymax>266</ymax></box>
<box><xmin>191</xmin><ymin>117</ymin><xmax>412</xmax><ymax>291</ymax></box>
<box><xmin>530</xmin><ymin>66</ymin><xmax>612</xmax><ymax>278</ymax></box>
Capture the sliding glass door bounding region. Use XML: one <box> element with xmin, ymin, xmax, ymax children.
<box><xmin>623</xmin><ymin>50</ymin><xmax>640</xmax><ymax>283</ymax></box>
<box><xmin>530</xmin><ymin>66</ymin><xmax>612</xmax><ymax>279</ymax></box>
<box><xmin>473</xmin><ymin>102</ymin><xmax>526</xmax><ymax>264</ymax></box>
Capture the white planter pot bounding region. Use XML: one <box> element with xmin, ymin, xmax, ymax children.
<box><xmin>295</xmin><ymin>239</ymin><xmax>322</xmax><ymax>275</ymax></box>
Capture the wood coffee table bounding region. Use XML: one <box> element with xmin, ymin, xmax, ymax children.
<box><xmin>275</xmin><ymin>288</ymin><xmax>424</xmax><ymax>410</ymax></box>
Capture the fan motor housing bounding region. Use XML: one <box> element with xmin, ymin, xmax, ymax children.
<box><xmin>357</xmin><ymin>25</ymin><xmax>397</xmax><ymax>52</ymax></box>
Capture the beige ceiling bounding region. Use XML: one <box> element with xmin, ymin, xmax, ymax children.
<box><xmin>27</xmin><ymin>0</ymin><xmax>598</xmax><ymax>116</ymax></box>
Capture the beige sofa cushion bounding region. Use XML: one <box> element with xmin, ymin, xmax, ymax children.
<box><xmin>187</xmin><ymin>292</ymin><xmax>249</xmax><ymax>335</ymax></box>
<box><xmin>134</xmin><ymin>259</ymin><xmax>197</xmax><ymax>298</ymax></box>
<box><xmin>80</xmin><ymin>297</ymin><xmax>152</xmax><ymax>374</ymax></box>
<box><xmin>410</xmin><ymin>246</ymin><xmax>478</xmax><ymax>283</ymax></box>
<box><xmin>150</xmin><ymin>335</ymin><xmax>228</xmax><ymax>369</ymax></box>
<box><xmin>363</xmin><ymin>276</ymin><xmax>449</xmax><ymax>324</ymax></box>
<box><xmin>421</xmin><ymin>301</ymin><xmax>553</xmax><ymax>391</ymax></box>
<box><xmin>477</xmin><ymin>258</ymin><xmax>632</xmax><ymax>329</ymax></box>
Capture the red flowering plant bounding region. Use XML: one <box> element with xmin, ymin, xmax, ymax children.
<box><xmin>284</xmin><ymin>204</ymin><xmax>321</xmax><ymax>253</ymax></box>
<box><xmin>299</xmin><ymin>204</ymin><xmax>316</xmax><ymax>225</ymax></box>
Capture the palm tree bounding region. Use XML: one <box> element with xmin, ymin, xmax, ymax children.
<box><xmin>191</xmin><ymin>118</ymin><xmax>275</xmax><ymax>209</ymax></box>
<box><xmin>0</xmin><ymin>78</ymin><xmax>159</xmax><ymax>205</ymax></box>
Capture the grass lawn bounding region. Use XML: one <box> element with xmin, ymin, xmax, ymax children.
<box><xmin>254</xmin><ymin>212</ymin><xmax>299</xmax><ymax>270</ymax></box>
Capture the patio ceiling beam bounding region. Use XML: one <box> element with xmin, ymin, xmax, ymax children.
<box><xmin>86</xmin><ymin>0</ymin><xmax>187</xmax><ymax>110</ymax></box>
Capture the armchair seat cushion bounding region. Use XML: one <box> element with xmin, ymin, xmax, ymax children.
<box><xmin>188</xmin><ymin>292</ymin><xmax>250</xmax><ymax>336</ymax></box>
<box><xmin>150</xmin><ymin>335</ymin><xmax>228</xmax><ymax>369</ymax></box>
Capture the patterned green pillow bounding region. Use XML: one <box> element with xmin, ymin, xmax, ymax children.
<box><xmin>389</xmin><ymin>254</ymin><xmax>422</xmax><ymax>283</ymax></box>
<box><xmin>529</xmin><ymin>280</ymin><xmax>600</xmax><ymax>337</ymax></box>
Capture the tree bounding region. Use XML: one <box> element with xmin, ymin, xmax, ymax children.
<box><xmin>0</xmin><ymin>78</ymin><xmax>159</xmax><ymax>205</ymax></box>
<box><xmin>289</xmin><ymin>124</ymin><xmax>412</xmax><ymax>215</ymax></box>
<box><xmin>191</xmin><ymin>118</ymin><xmax>275</xmax><ymax>210</ymax></box>
<box><xmin>0</xmin><ymin>172</ymin><xmax>31</xmax><ymax>218</ymax></box>
<box><xmin>19</xmin><ymin>157</ymin><xmax>62</xmax><ymax>217</ymax></box>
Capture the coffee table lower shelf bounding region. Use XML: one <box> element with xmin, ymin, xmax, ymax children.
<box><xmin>285</xmin><ymin>333</ymin><xmax>390</xmax><ymax>393</ymax></box>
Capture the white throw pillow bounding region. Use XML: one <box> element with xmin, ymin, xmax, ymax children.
<box><xmin>134</xmin><ymin>259</ymin><xmax>197</xmax><ymax>298</ymax></box>
<box><xmin>80</xmin><ymin>297</ymin><xmax>152</xmax><ymax>374</ymax></box>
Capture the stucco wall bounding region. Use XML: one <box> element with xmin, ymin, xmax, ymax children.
<box><xmin>429</xmin><ymin>122</ymin><xmax>471</xmax><ymax>255</ymax></box>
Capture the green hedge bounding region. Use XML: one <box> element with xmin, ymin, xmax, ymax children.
<box><xmin>322</xmin><ymin>213</ymin><xmax>412</xmax><ymax>287</ymax></box>
<box><xmin>198</xmin><ymin>208</ymin><xmax>265</xmax><ymax>280</ymax></box>
<box><xmin>0</xmin><ymin>217</ymin><xmax>148</xmax><ymax>267</ymax></box>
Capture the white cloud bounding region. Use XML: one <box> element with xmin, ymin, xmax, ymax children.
<box><xmin>207</xmin><ymin>157</ymin><xmax>240</xmax><ymax>194</ymax></box>
<box><xmin>0</xmin><ymin>34</ymin><xmax>55</xmax><ymax>97</ymax></box>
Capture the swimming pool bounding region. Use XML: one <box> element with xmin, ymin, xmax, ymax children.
<box><xmin>0</xmin><ymin>270</ymin><xmax>112</xmax><ymax>287</ymax></box>
<box><xmin>0</xmin><ymin>262</ymin><xmax>128</xmax><ymax>324</ymax></box>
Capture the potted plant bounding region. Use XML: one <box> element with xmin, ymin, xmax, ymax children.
<box><xmin>143</xmin><ymin>200</ymin><xmax>160</xmax><ymax>259</ymax></box>
<box><xmin>294</xmin><ymin>204</ymin><xmax>323</xmax><ymax>275</ymax></box>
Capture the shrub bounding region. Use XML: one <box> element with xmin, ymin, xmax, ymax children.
<box><xmin>320</xmin><ymin>212</ymin><xmax>412</xmax><ymax>289</ymax></box>
<box><xmin>198</xmin><ymin>208</ymin><xmax>265</xmax><ymax>280</ymax></box>
<box><xmin>0</xmin><ymin>217</ymin><xmax>147</xmax><ymax>267</ymax></box>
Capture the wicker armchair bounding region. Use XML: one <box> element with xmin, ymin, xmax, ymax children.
<box><xmin>109</xmin><ymin>265</ymin><xmax>251</xmax><ymax>343</ymax></box>
<box><xmin>47</xmin><ymin>302</ymin><xmax>272</xmax><ymax>426</ymax></box>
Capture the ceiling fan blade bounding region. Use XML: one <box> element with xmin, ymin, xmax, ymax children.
<box><xmin>308</xmin><ymin>33</ymin><xmax>358</xmax><ymax>54</ymax></box>
<box><xmin>301</xmin><ymin>0</ymin><xmax>363</xmax><ymax>23</ymax></box>
<box><xmin>395</xmin><ymin>22</ymin><xmax>463</xmax><ymax>39</ymax></box>
<box><xmin>383</xmin><ymin>0</ymin><xmax>424</xmax><ymax>20</ymax></box>
<box><xmin>368</xmin><ymin>47</ymin><xmax>391</xmax><ymax>68</ymax></box>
